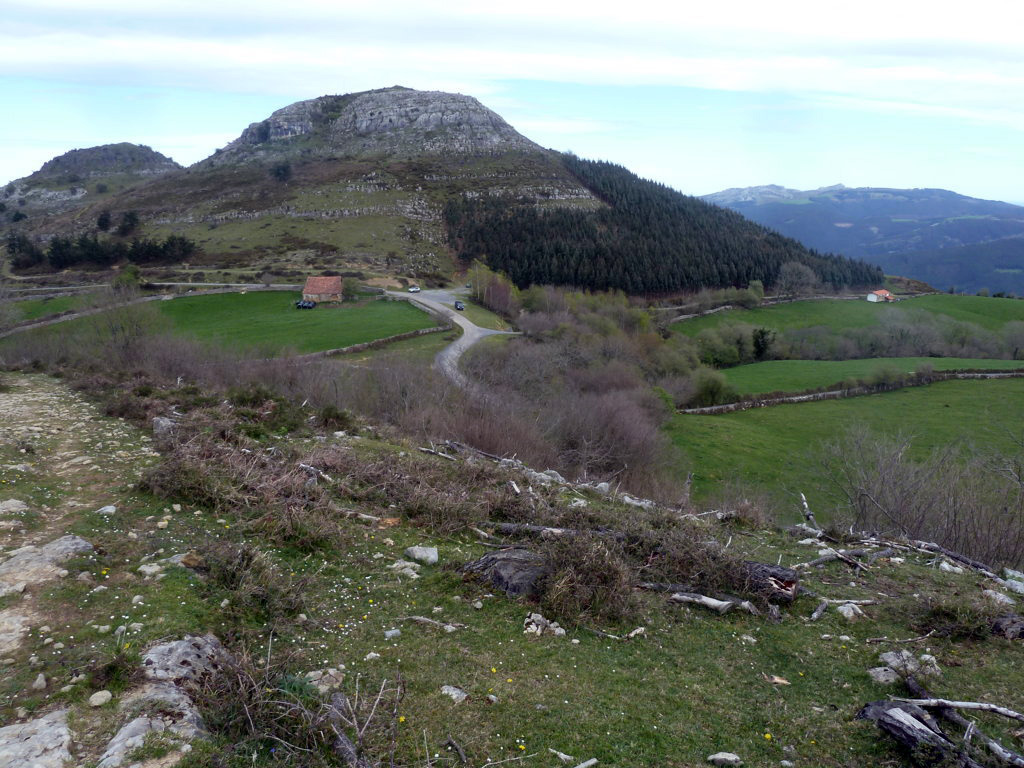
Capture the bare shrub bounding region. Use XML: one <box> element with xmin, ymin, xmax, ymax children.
<box><xmin>823</xmin><ymin>426</ymin><xmax>1024</xmax><ymax>568</ymax></box>
<box><xmin>894</xmin><ymin>594</ymin><xmax>1000</xmax><ymax>642</ymax></box>
<box><xmin>538</xmin><ymin>534</ymin><xmax>637</xmax><ymax>624</ymax></box>
<box><xmin>198</xmin><ymin>540</ymin><xmax>308</xmax><ymax>621</ymax></box>
<box><xmin>188</xmin><ymin>646</ymin><xmax>402</xmax><ymax>767</ymax></box>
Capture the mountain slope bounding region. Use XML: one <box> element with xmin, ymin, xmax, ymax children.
<box><xmin>4</xmin><ymin>88</ymin><xmax>879</xmax><ymax>293</ymax></box>
<box><xmin>447</xmin><ymin>157</ymin><xmax>882</xmax><ymax>293</ymax></box>
<box><xmin>704</xmin><ymin>184</ymin><xmax>1024</xmax><ymax>293</ymax></box>
<box><xmin>2</xmin><ymin>143</ymin><xmax>182</xmax><ymax>223</ymax></box>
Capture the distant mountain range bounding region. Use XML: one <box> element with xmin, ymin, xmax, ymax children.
<box><xmin>704</xmin><ymin>184</ymin><xmax>1024</xmax><ymax>294</ymax></box>
<box><xmin>1</xmin><ymin>87</ymin><xmax>880</xmax><ymax>293</ymax></box>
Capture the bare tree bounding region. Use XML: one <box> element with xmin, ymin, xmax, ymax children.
<box><xmin>774</xmin><ymin>261</ymin><xmax>819</xmax><ymax>298</ymax></box>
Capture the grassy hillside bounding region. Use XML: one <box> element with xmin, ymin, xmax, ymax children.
<box><xmin>673</xmin><ymin>294</ymin><xmax>1024</xmax><ymax>336</ymax></box>
<box><xmin>12</xmin><ymin>293</ymin><xmax>94</xmax><ymax>321</ymax></box>
<box><xmin>4</xmin><ymin>371</ymin><xmax>1022</xmax><ymax>768</ymax></box>
<box><xmin>157</xmin><ymin>291</ymin><xmax>438</xmax><ymax>354</ymax></box>
<box><xmin>722</xmin><ymin>357</ymin><xmax>1024</xmax><ymax>395</ymax></box>
<box><xmin>667</xmin><ymin>378</ymin><xmax>1024</xmax><ymax>510</ymax></box>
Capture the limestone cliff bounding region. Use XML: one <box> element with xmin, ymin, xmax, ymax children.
<box><xmin>204</xmin><ymin>86</ymin><xmax>542</xmax><ymax>165</ymax></box>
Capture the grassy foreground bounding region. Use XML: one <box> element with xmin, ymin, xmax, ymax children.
<box><xmin>721</xmin><ymin>357</ymin><xmax>1024</xmax><ymax>395</ymax></box>
<box><xmin>667</xmin><ymin>378</ymin><xmax>1024</xmax><ymax>510</ymax></box>
<box><xmin>673</xmin><ymin>294</ymin><xmax>1024</xmax><ymax>336</ymax></box>
<box><xmin>4</xmin><ymin>372</ymin><xmax>1023</xmax><ymax>768</ymax></box>
<box><xmin>157</xmin><ymin>291</ymin><xmax>438</xmax><ymax>355</ymax></box>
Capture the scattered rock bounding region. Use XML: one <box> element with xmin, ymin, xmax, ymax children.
<box><xmin>0</xmin><ymin>535</ymin><xmax>94</xmax><ymax>596</ymax></box>
<box><xmin>96</xmin><ymin>505</ymin><xmax>116</xmax><ymax>516</ymax></box>
<box><xmin>878</xmin><ymin>650</ymin><xmax>941</xmax><ymax>678</ymax></box>
<box><xmin>983</xmin><ymin>589</ymin><xmax>1016</xmax><ymax>607</ymax></box>
<box><xmin>939</xmin><ymin>561</ymin><xmax>964</xmax><ymax>574</ymax></box>
<box><xmin>543</xmin><ymin>469</ymin><xmax>566</xmax><ymax>483</ymax></box>
<box><xmin>867</xmin><ymin>666</ymin><xmax>901</xmax><ymax>685</ymax></box>
<box><xmin>0</xmin><ymin>708</ymin><xmax>72</xmax><ymax>768</ymax></box>
<box><xmin>836</xmin><ymin>603</ymin><xmax>866</xmax><ymax>621</ymax></box>
<box><xmin>404</xmin><ymin>546</ymin><xmax>438</xmax><ymax>566</ymax></box>
<box><xmin>472</xmin><ymin>600</ymin><xmax>483</xmax><ymax>610</ymax></box>
<box><xmin>31</xmin><ymin>672</ymin><xmax>46</xmax><ymax>690</ymax></box>
<box><xmin>156</xmin><ymin>520</ymin><xmax>169</xmax><ymax>529</ymax></box>
<box><xmin>388</xmin><ymin>559</ymin><xmax>421</xmax><ymax>580</ymax></box>
<box><xmin>142</xmin><ymin>634</ymin><xmax>229</xmax><ymax>683</ymax></box>
<box><xmin>1004</xmin><ymin>579</ymin><xmax>1024</xmax><ymax>596</ymax></box>
<box><xmin>594</xmin><ymin>482</ymin><xmax>611</xmax><ymax>494</ymax></box>
<box><xmin>138</xmin><ymin>564</ymin><xmax>163</xmax><ymax>577</ymax></box>
<box><xmin>384</xmin><ymin>629</ymin><xmax>401</xmax><ymax>639</ymax></box>
<box><xmin>707</xmin><ymin>752</ymin><xmax>743</xmax><ymax>766</ymax></box>
<box><xmin>1005</xmin><ymin>567</ymin><xmax>1024</xmax><ymax>581</ymax></box>
<box><xmin>364</xmin><ymin>652</ymin><xmax>381</xmax><ymax>661</ymax></box>
<box><xmin>524</xmin><ymin>613</ymin><xmax>566</xmax><ymax>637</ymax></box>
<box><xmin>0</xmin><ymin>500</ymin><xmax>28</xmax><ymax>515</ymax></box>
<box><xmin>0</xmin><ymin>610</ymin><xmax>31</xmax><ymax>655</ymax></box>
<box><xmin>441</xmin><ymin>685</ymin><xmax>468</xmax><ymax>704</ymax></box>
<box><xmin>152</xmin><ymin>417</ymin><xmax>176</xmax><ymax>438</ymax></box>
<box><xmin>304</xmin><ymin>667</ymin><xmax>345</xmax><ymax>694</ymax></box>
<box><xmin>132</xmin><ymin>595</ymin><xmax>144</xmax><ymax>605</ymax></box>
<box><xmin>89</xmin><ymin>690</ymin><xmax>113</xmax><ymax>707</ymax></box>
<box><xmin>620</xmin><ymin>493</ymin><xmax>655</xmax><ymax>510</ymax></box>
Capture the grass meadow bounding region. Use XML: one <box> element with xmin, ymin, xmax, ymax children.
<box><xmin>672</xmin><ymin>294</ymin><xmax>1024</xmax><ymax>336</ymax></box>
<box><xmin>666</xmin><ymin>378</ymin><xmax>1024</xmax><ymax>514</ymax></box>
<box><xmin>157</xmin><ymin>291</ymin><xmax>438</xmax><ymax>355</ymax></box>
<box><xmin>720</xmin><ymin>356</ymin><xmax>1024</xmax><ymax>395</ymax></box>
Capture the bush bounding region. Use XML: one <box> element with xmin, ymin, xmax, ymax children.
<box><xmin>687</xmin><ymin>367</ymin><xmax>737</xmax><ymax>407</ymax></box>
<box><xmin>901</xmin><ymin>595</ymin><xmax>999</xmax><ymax>641</ymax></box>
<box><xmin>538</xmin><ymin>535</ymin><xmax>637</xmax><ymax>624</ymax></box>
<box><xmin>199</xmin><ymin>541</ymin><xmax>307</xmax><ymax>622</ymax></box>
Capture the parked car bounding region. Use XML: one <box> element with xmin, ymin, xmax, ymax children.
<box><xmin>408</xmin><ymin>285</ymin><xmax>421</xmax><ymax>293</ymax></box>
<box><xmin>295</xmin><ymin>300</ymin><xmax>316</xmax><ymax>309</ymax></box>
<box><xmin>454</xmin><ymin>301</ymin><xmax>465</xmax><ymax>311</ymax></box>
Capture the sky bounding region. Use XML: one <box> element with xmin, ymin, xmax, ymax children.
<box><xmin>2</xmin><ymin>0</ymin><xmax>1023</xmax><ymax>202</ymax></box>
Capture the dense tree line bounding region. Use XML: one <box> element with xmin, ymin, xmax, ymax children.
<box><xmin>5</xmin><ymin>230</ymin><xmax>198</xmax><ymax>271</ymax></box>
<box><xmin>445</xmin><ymin>155</ymin><xmax>882</xmax><ymax>294</ymax></box>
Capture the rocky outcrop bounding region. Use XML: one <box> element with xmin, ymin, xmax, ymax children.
<box><xmin>206</xmin><ymin>86</ymin><xmax>543</xmax><ymax>164</ymax></box>
<box><xmin>0</xmin><ymin>708</ymin><xmax>73</xmax><ymax>768</ymax></box>
<box><xmin>0</xmin><ymin>535</ymin><xmax>94</xmax><ymax>597</ymax></box>
<box><xmin>29</xmin><ymin>143</ymin><xmax>181</xmax><ymax>182</ymax></box>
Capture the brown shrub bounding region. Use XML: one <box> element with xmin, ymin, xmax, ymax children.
<box><xmin>538</xmin><ymin>534</ymin><xmax>637</xmax><ymax>624</ymax></box>
<box><xmin>198</xmin><ymin>540</ymin><xmax>308</xmax><ymax>622</ymax></box>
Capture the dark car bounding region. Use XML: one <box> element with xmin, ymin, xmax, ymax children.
<box><xmin>295</xmin><ymin>300</ymin><xmax>316</xmax><ymax>309</ymax></box>
<box><xmin>454</xmin><ymin>301</ymin><xmax>465</xmax><ymax>311</ymax></box>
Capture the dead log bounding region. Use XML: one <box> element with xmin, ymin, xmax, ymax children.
<box><xmin>793</xmin><ymin>548</ymin><xmax>873</xmax><ymax>571</ymax></box>
<box><xmin>905</xmin><ymin>676</ymin><xmax>1024</xmax><ymax>768</ymax></box>
<box><xmin>461</xmin><ymin>548</ymin><xmax>549</xmax><ymax>598</ymax></box>
<box><xmin>809</xmin><ymin>600</ymin><xmax>829</xmax><ymax>621</ymax></box>
<box><xmin>993</xmin><ymin>614</ymin><xmax>1024</xmax><ymax>640</ymax></box>
<box><xmin>909</xmin><ymin>540</ymin><xmax>999</xmax><ymax>578</ymax></box>
<box><xmin>892</xmin><ymin>698</ymin><xmax>1024</xmax><ymax>725</ymax></box>
<box><xmin>669</xmin><ymin>592</ymin><xmax>759</xmax><ymax>615</ymax></box>
<box><xmin>326</xmin><ymin>692</ymin><xmax>375</xmax><ymax>768</ymax></box>
<box><xmin>740</xmin><ymin>561</ymin><xmax>800</xmax><ymax>602</ymax></box>
<box><xmin>857</xmin><ymin>700</ymin><xmax>982</xmax><ymax>767</ymax></box>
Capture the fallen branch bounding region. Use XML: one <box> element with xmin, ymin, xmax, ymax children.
<box><xmin>443</xmin><ymin>737</ymin><xmax>468</xmax><ymax>765</ymax></box>
<box><xmin>907</xmin><ymin>540</ymin><xmax>999</xmax><ymax>578</ymax></box>
<box><xmin>793</xmin><ymin>548</ymin><xmax>873</xmax><ymax>571</ymax></box>
<box><xmin>904</xmin><ymin>676</ymin><xmax>1024</xmax><ymax>768</ymax></box>
<box><xmin>809</xmin><ymin>601</ymin><xmax>829</xmax><ymax>621</ymax></box>
<box><xmin>865</xmin><ymin>630</ymin><xmax>936</xmax><ymax>645</ymax></box>
<box><xmin>669</xmin><ymin>591</ymin><xmax>759</xmax><ymax>615</ymax></box>
<box><xmin>572</xmin><ymin>760</ymin><xmax>598</xmax><ymax>768</ymax></box>
<box><xmin>337</xmin><ymin>507</ymin><xmax>382</xmax><ymax>524</ymax></box>
<box><xmin>418</xmin><ymin>446</ymin><xmax>457</xmax><ymax>461</ymax></box>
<box><xmin>892</xmin><ymin>698</ymin><xmax>1024</xmax><ymax>725</ymax></box>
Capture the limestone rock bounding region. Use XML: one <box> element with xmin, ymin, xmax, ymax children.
<box><xmin>441</xmin><ymin>685</ymin><xmax>468</xmax><ymax>704</ymax></box>
<box><xmin>878</xmin><ymin>650</ymin><xmax>941</xmax><ymax>678</ymax></box>
<box><xmin>388</xmin><ymin>559</ymin><xmax>421</xmax><ymax>579</ymax></box>
<box><xmin>1003</xmin><ymin>579</ymin><xmax>1024</xmax><ymax>596</ymax></box>
<box><xmin>708</xmin><ymin>752</ymin><xmax>743</xmax><ymax>766</ymax></box>
<box><xmin>523</xmin><ymin>613</ymin><xmax>566</xmax><ymax>637</ymax></box>
<box><xmin>152</xmin><ymin>417</ymin><xmax>176</xmax><ymax>438</ymax></box>
<box><xmin>404</xmin><ymin>546</ymin><xmax>438</xmax><ymax>566</ymax></box>
<box><xmin>141</xmin><ymin>634</ymin><xmax>229</xmax><ymax>683</ymax></box>
<box><xmin>0</xmin><ymin>500</ymin><xmax>28</xmax><ymax>515</ymax></box>
<box><xmin>836</xmin><ymin>603</ymin><xmax>866</xmax><ymax>621</ymax></box>
<box><xmin>0</xmin><ymin>708</ymin><xmax>72</xmax><ymax>768</ymax></box>
<box><xmin>867</xmin><ymin>667</ymin><xmax>901</xmax><ymax>685</ymax></box>
<box><xmin>0</xmin><ymin>535</ymin><xmax>94</xmax><ymax>596</ymax></box>
<box><xmin>983</xmin><ymin>589</ymin><xmax>1016</xmax><ymax>607</ymax></box>
<box><xmin>31</xmin><ymin>672</ymin><xmax>46</xmax><ymax>690</ymax></box>
<box><xmin>0</xmin><ymin>610</ymin><xmax>31</xmax><ymax>655</ymax></box>
<box><xmin>89</xmin><ymin>690</ymin><xmax>113</xmax><ymax>706</ymax></box>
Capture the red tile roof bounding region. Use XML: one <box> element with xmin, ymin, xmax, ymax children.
<box><xmin>303</xmin><ymin>276</ymin><xmax>342</xmax><ymax>294</ymax></box>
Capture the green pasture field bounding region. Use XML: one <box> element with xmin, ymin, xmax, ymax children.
<box><xmin>157</xmin><ymin>291</ymin><xmax>437</xmax><ymax>355</ymax></box>
<box><xmin>11</xmin><ymin>293</ymin><xmax>95</xmax><ymax>322</ymax></box>
<box><xmin>721</xmin><ymin>357</ymin><xmax>1024</xmax><ymax>395</ymax></box>
<box><xmin>672</xmin><ymin>294</ymin><xmax>1024</xmax><ymax>337</ymax></box>
<box><xmin>666</xmin><ymin>378</ymin><xmax>1024</xmax><ymax>515</ymax></box>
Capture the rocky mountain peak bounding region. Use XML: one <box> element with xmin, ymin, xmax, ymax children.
<box><xmin>204</xmin><ymin>86</ymin><xmax>542</xmax><ymax>165</ymax></box>
<box><xmin>29</xmin><ymin>143</ymin><xmax>181</xmax><ymax>182</ymax></box>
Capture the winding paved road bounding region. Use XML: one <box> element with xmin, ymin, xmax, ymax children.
<box><xmin>387</xmin><ymin>289</ymin><xmax>518</xmax><ymax>388</ymax></box>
